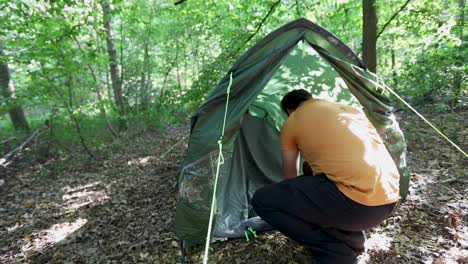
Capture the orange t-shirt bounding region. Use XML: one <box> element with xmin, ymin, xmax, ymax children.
<box><xmin>281</xmin><ymin>99</ymin><xmax>400</xmax><ymax>206</ymax></box>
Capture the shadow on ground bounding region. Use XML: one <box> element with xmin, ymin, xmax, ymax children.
<box><xmin>1</xmin><ymin>110</ymin><xmax>467</xmax><ymax>263</ymax></box>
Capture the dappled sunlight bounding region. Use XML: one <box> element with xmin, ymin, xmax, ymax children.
<box><xmin>63</xmin><ymin>181</ymin><xmax>101</xmax><ymax>193</ymax></box>
<box><xmin>127</xmin><ymin>156</ymin><xmax>154</xmax><ymax>166</ymax></box>
<box><xmin>7</xmin><ymin>222</ymin><xmax>24</xmax><ymax>232</ymax></box>
<box><xmin>443</xmin><ymin>245</ymin><xmax>468</xmax><ymax>263</ymax></box>
<box><xmin>365</xmin><ymin>232</ymin><xmax>393</xmax><ymax>252</ymax></box>
<box><xmin>21</xmin><ymin>218</ymin><xmax>87</xmax><ymax>255</ymax></box>
<box><xmin>62</xmin><ymin>181</ymin><xmax>110</xmax><ymax>211</ymax></box>
<box><xmin>406</xmin><ymin>175</ymin><xmax>430</xmax><ymax>203</ymax></box>
<box><xmin>357</xmin><ymin>232</ymin><xmax>393</xmax><ymax>264</ymax></box>
<box><xmin>309</xmin><ymin>68</ymin><xmax>325</xmax><ymax>77</ymax></box>
<box><xmin>251</xmin><ymin>41</ymin><xmax>362</xmax><ymax>132</ymax></box>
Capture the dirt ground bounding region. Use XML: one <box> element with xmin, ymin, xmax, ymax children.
<box><xmin>0</xmin><ymin>109</ymin><xmax>467</xmax><ymax>264</ymax></box>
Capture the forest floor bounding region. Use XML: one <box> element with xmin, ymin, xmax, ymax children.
<box><xmin>0</xmin><ymin>109</ymin><xmax>467</xmax><ymax>264</ymax></box>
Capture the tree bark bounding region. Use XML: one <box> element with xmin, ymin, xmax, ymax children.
<box><xmin>0</xmin><ymin>42</ymin><xmax>29</xmax><ymax>131</ymax></box>
<box><xmin>139</xmin><ymin>50</ymin><xmax>147</xmax><ymax>110</ymax></box>
<box><xmin>362</xmin><ymin>0</ymin><xmax>377</xmax><ymax>73</ymax></box>
<box><xmin>175</xmin><ymin>43</ymin><xmax>181</xmax><ymax>89</ymax></box>
<box><xmin>391</xmin><ymin>38</ymin><xmax>398</xmax><ymax>87</ymax></box>
<box><xmin>100</xmin><ymin>0</ymin><xmax>126</xmax><ymax>128</ymax></box>
<box><xmin>142</xmin><ymin>44</ymin><xmax>151</xmax><ymax>108</ymax></box>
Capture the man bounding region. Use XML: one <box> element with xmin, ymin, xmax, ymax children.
<box><xmin>251</xmin><ymin>89</ymin><xmax>400</xmax><ymax>264</ymax></box>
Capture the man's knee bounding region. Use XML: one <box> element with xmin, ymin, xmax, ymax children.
<box><xmin>252</xmin><ymin>182</ymin><xmax>288</xmax><ymax>213</ymax></box>
<box><xmin>251</xmin><ymin>186</ymin><xmax>269</xmax><ymax>210</ymax></box>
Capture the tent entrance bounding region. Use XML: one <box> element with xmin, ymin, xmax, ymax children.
<box><xmin>250</xmin><ymin>41</ymin><xmax>361</xmax><ymax>131</ymax></box>
<box><xmin>213</xmin><ymin>42</ymin><xmax>364</xmax><ymax>238</ymax></box>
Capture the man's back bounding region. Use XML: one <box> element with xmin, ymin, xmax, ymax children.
<box><xmin>281</xmin><ymin>99</ymin><xmax>400</xmax><ymax>206</ymax></box>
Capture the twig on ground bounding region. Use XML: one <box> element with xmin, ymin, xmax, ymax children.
<box><xmin>0</xmin><ymin>130</ymin><xmax>40</xmax><ymax>167</ymax></box>
<box><xmin>0</xmin><ymin>137</ymin><xmax>16</xmax><ymax>145</ymax></box>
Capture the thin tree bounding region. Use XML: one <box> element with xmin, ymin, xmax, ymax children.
<box><xmin>72</xmin><ymin>36</ymin><xmax>118</xmax><ymax>138</ymax></box>
<box><xmin>100</xmin><ymin>0</ymin><xmax>126</xmax><ymax>129</ymax></box>
<box><xmin>139</xmin><ymin>4</ymin><xmax>156</xmax><ymax>110</ymax></box>
<box><xmin>0</xmin><ymin>41</ymin><xmax>29</xmax><ymax>131</ymax></box>
<box><xmin>362</xmin><ymin>0</ymin><xmax>377</xmax><ymax>73</ymax></box>
<box><xmin>65</xmin><ymin>75</ymin><xmax>95</xmax><ymax>159</ymax></box>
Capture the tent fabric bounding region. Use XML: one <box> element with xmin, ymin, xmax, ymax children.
<box><xmin>214</xmin><ymin>114</ymin><xmax>283</xmax><ymax>237</ymax></box>
<box><xmin>174</xmin><ymin>18</ymin><xmax>409</xmax><ymax>246</ymax></box>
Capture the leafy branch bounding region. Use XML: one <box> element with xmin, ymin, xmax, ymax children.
<box><xmin>226</xmin><ymin>0</ymin><xmax>282</xmax><ymax>60</ymax></box>
<box><xmin>377</xmin><ymin>0</ymin><xmax>412</xmax><ymax>39</ymax></box>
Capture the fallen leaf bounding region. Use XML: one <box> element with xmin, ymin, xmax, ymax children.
<box><xmin>447</xmin><ymin>212</ymin><xmax>462</xmax><ymax>227</ymax></box>
<box><xmin>65</xmin><ymin>209</ymin><xmax>76</xmax><ymax>215</ymax></box>
<box><xmin>23</xmin><ymin>199</ymin><xmax>34</xmax><ymax>206</ymax></box>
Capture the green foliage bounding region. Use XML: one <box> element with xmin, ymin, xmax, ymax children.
<box><xmin>398</xmin><ymin>40</ymin><xmax>466</xmax><ymax>101</ymax></box>
<box><xmin>0</xmin><ymin>0</ymin><xmax>465</xmax><ymax>156</ymax></box>
<box><xmin>376</xmin><ymin>0</ymin><xmax>466</xmax><ymax>109</ymax></box>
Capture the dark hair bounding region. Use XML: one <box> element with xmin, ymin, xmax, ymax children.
<box><xmin>281</xmin><ymin>89</ymin><xmax>312</xmax><ymax>113</ymax></box>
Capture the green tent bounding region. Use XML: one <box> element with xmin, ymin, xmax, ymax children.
<box><xmin>175</xmin><ymin>18</ymin><xmax>409</xmax><ymax>246</ymax></box>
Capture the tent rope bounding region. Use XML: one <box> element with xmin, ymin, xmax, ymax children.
<box><xmin>158</xmin><ymin>134</ymin><xmax>189</xmax><ymax>160</ymax></box>
<box><xmin>374</xmin><ymin>76</ymin><xmax>468</xmax><ymax>158</ymax></box>
<box><xmin>203</xmin><ymin>72</ymin><xmax>234</xmax><ymax>264</ymax></box>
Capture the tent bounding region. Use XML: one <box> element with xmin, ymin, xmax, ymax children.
<box><xmin>174</xmin><ymin>18</ymin><xmax>409</xmax><ymax>246</ymax></box>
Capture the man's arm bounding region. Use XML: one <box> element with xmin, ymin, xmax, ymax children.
<box><xmin>282</xmin><ymin>149</ymin><xmax>299</xmax><ymax>179</ymax></box>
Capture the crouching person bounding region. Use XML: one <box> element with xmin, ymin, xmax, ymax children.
<box><xmin>252</xmin><ymin>89</ymin><xmax>400</xmax><ymax>264</ymax></box>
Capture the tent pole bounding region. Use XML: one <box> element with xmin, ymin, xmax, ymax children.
<box><xmin>178</xmin><ymin>240</ymin><xmax>186</xmax><ymax>264</ymax></box>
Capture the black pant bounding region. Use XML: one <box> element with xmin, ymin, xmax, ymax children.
<box><xmin>251</xmin><ymin>174</ymin><xmax>396</xmax><ymax>264</ymax></box>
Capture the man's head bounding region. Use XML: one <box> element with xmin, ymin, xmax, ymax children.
<box><xmin>281</xmin><ymin>89</ymin><xmax>312</xmax><ymax>115</ymax></box>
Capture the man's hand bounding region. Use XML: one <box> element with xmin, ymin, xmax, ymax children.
<box><xmin>282</xmin><ymin>149</ymin><xmax>299</xmax><ymax>179</ymax></box>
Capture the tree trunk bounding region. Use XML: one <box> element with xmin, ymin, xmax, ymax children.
<box><xmin>146</xmin><ymin>59</ymin><xmax>152</xmax><ymax>105</ymax></box>
<box><xmin>362</xmin><ymin>0</ymin><xmax>377</xmax><ymax>73</ymax></box>
<box><xmin>100</xmin><ymin>0</ymin><xmax>126</xmax><ymax>129</ymax></box>
<box><xmin>0</xmin><ymin>42</ymin><xmax>29</xmax><ymax>131</ymax></box>
<box><xmin>391</xmin><ymin>39</ymin><xmax>398</xmax><ymax>88</ymax></box>
<box><xmin>139</xmin><ymin>41</ymin><xmax>150</xmax><ymax>109</ymax></box>
<box><xmin>452</xmin><ymin>0</ymin><xmax>465</xmax><ymax>106</ymax></box>
<box><xmin>175</xmin><ymin>43</ymin><xmax>181</xmax><ymax>89</ymax></box>
<box><xmin>139</xmin><ymin>62</ymin><xmax>146</xmax><ymax>111</ymax></box>
<box><xmin>161</xmin><ymin>66</ymin><xmax>172</xmax><ymax>98</ymax></box>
